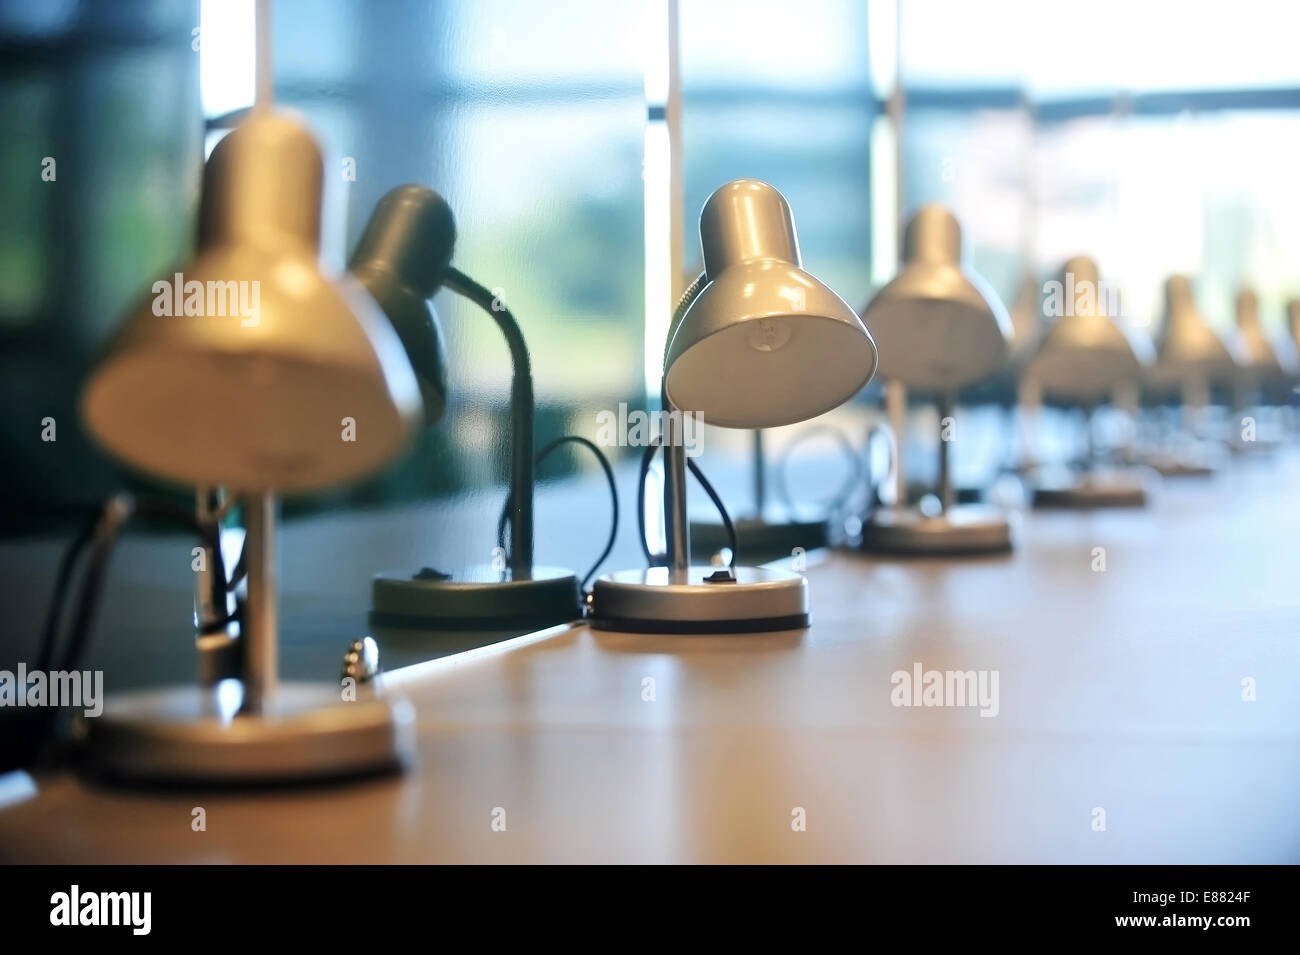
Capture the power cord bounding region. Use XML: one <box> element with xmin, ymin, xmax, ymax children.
<box><xmin>772</xmin><ymin>424</ymin><xmax>864</xmax><ymax>524</ymax></box>
<box><xmin>637</xmin><ymin>436</ymin><xmax>738</xmax><ymax>569</ymax></box>
<box><xmin>497</xmin><ymin>435</ymin><xmax>619</xmax><ymax>589</ymax></box>
<box><xmin>38</xmin><ymin>494</ymin><xmax>224</xmax><ymax>676</ymax></box>
<box><xmin>5</xmin><ymin>494</ymin><xmax>226</xmax><ymax>773</ymax></box>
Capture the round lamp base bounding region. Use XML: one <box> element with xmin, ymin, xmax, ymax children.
<box><xmin>371</xmin><ymin>565</ymin><xmax>581</xmax><ymax>632</ymax></box>
<box><xmin>81</xmin><ymin>681</ymin><xmax>415</xmax><ymax>785</ymax></box>
<box><xmin>1145</xmin><ymin>453</ymin><xmax>1216</xmax><ymax>478</ymax></box>
<box><xmin>690</xmin><ymin>516</ymin><xmax>829</xmax><ymax>564</ymax></box>
<box><xmin>1032</xmin><ymin>471</ymin><xmax>1149</xmax><ymax>509</ymax></box>
<box><xmin>1229</xmin><ymin>437</ymin><xmax>1279</xmax><ymax>456</ymax></box>
<box><xmin>589</xmin><ymin>565</ymin><xmax>808</xmax><ymax>634</ymax></box>
<box><xmin>860</xmin><ymin>506</ymin><xmax>1013</xmax><ymax>557</ymax></box>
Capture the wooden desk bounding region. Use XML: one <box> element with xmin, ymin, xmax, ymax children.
<box><xmin>2</xmin><ymin>454</ymin><xmax>1298</xmax><ymax>863</ymax></box>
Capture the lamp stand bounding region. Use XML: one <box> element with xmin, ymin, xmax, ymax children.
<box><xmin>1141</xmin><ymin>374</ymin><xmax>1220</xmax><ymax>477</ymax></box>
<box><xmin>690</xmin><ymin>430</ymin><xmax>831</xmax><ymax>563</ymax></box>
<box><xmin>860</xmin><ymin>391</ymin><xmax>1012</xmax><ymax>557</ymax></box>
<box><xmin>370</xmin><ymin>271</ymin><xmax>581</xmax><ymax>633</ymax></box>
<box><xmin>1032</xmin><ymin>405</ymin><xmax>1149</xmax><ymax>509</ymax></box>
<box><xmin>590</xmin><ymin>404</ymin><xmax>808</xmax><ymax>634</ymax></box>
<box><xmin>83</xmin><ymin>493</ymin><xmax>416</xmax><ymax>784</ymax></box>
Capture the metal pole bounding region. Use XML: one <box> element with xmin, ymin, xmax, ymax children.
<box><xmin>1082</xmin><ymin>404</ymin><xmax>1096</xmax><ymax>473</ymax></box>
<box><xmin>508</xmin><ymin>366</ymin><xmax>534</xmax><ymax>575</ymax></box>
<box><xmin>887</xmin><ymin>379</ymin><xmax>906</xmax><ymax>505</ymax></box>
<box><xmin>242</xmin><ymin>491</ymin><xmax>277</xmax><ymax>712</ymax></box>
<box><xmin>937</xmin><ymin>391</ymin><xmax>954</xmax><ymax>514</ymax></box>
<box><xmin>751</xmin><ymin>429</ymin><xmax>766</xmax><ymax>517</ymax></box>
<box><xmin>663</xmin><ymin>394</ymin><xmax>691</xmax><ymax>581</ymax></box>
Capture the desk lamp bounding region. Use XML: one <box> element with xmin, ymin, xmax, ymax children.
<box><xmin>1146</xmin><ymin>275</ymin><xmax>1236</xmax><ymax>477</ymax></box>
<box><xmin>79</xmin><ymin>112</ymin><xmax>422</xmax><ymax>783</ymax></box>
<box><xmin>589</xmin><ymin>180</ymin><xmax>877</xmax><ymax>633</ymax></box>
<box><xmin>858</xmin><ymin>205</ymin><xmax>1012</xmax><ymax>556</ymax></box>
<box><xmin>1026</xmin><ymin>256</ymin><xmax>1154</xmax><ymax>508</ymax></box>
<box><xmin>349</xmin><ymin>185</ymin><xmax>583</xmax><ymax>632</ymax></box>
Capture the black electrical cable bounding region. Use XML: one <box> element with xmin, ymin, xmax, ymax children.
<box><xmin>637</xmin><ymin>436</ymin><xmax>738</xmax><ymax>569</ymax></box>
<box><xmin>37</xmin><ymin>494</ymin><xmax>223</xmax><ymax>678</ymax></box>
<box><xmin>773</xmin><ymin>424</ymin><xmax>864</xmax><ymax>521</ymax></box>
<box><xmin>226</xmin><ymin>539</ymin><xmax>247</xmax><ymax>592</ymax></box>
<box><xmin>35</xmin><ymin>522</ymin><xmax>95</xmax><ymax>673</ymax></box>
<box><xmin>497</xmin><ymin>435</ymin><xmax>619</xmax><ymax>589</ymax></box>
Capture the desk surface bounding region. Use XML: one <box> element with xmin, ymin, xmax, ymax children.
<box><xmin>2</xmin><ymin>454</ymin><xmax>1298</xmax><ymax>863</ymax></box>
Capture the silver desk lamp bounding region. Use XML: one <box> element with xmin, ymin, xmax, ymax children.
<box><xmin>589</xmin><ymin>180</ymin><xmax>878</xmax><ymax>634</ymax></box>
<box><xmin>1145</xmin><ymin>274</ymin><xmax>1236</xmax><ymax>477</ymax></box>
<box><xmin>1026</xmin><ymin>256</ymin><xmax>1155</xmax><ymax>508</ymax></box>
<box><xmin>858</xmin><ymin>205</ymin><xmax>1013</xmax><ymax>556</ymax></box>
<box><xmin>79</xmin><ymin>111</ymin><xmax>421</xmax><ymax>783</ymax></box>
<box><xmin>348</xmin><ymin>185</ymin><xmax>582</xmax><ymax>632</ymax></box>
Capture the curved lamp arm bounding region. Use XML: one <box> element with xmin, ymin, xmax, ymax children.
<box><xmin>442</xmin><ymin>266</ymin><xmax>534</xmax><ymax>576</ymax></box>
<box><xmin>661</xmin><ymin>275</ymin><xmax>707</xmax><ymax>576</ymax></box>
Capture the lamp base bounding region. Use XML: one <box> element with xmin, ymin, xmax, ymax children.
<box><xmin>371</xmin><ymin>565</ymin><xmax>581</xmax><ymax>631</ymax></box>
<box><xmin>1228</xmin><ymin>437</ymin><xmax>1280</xmax><ymax>456</ymax></box>
<box><xmin>1032</xmin><ymin>470</ymin><xmax>1149</xmax><ymax>509</ymax></box>
<box><xmin>859</xmin><ymin>505</ymin><xmax>1013</xmax><ymax>557</ymax></box>
<box><xmin>1143</xmin><ymin>453</ymin><xmax>1216</xmax><ymax>478</ymax></box>
<box><xmin>80</xmin><ymin>681</ymin><xmax>415</xmax><ymax>785</ymax></box>
<box><xmin>589</xmin><ymin>565</ymin><xmax>808</xmax><ymax>634</ymax></box>
<box><xmin>689</xmin><ymin>516</ymin><xmax>829</xmax><ymax>564</ymax></box>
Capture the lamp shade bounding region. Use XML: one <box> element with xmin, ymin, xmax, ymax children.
<box><xmin>82</xmin><ymin>112</ymin><xmax>421</xmax><ymax>492</ymax></box>
<box><xmin>863</xmin><ymin>205</ymin><xmax>1010</xmax><ymax>390</ymax></box>
<box><xmin>1151</xmin><ymin>274</ymin><xmax>1236</xmax><ymax>383</ymax></box>
<box><xmin>1027</xmin><ymin>256</ymin><xmax>1153</xmax><ymax>401</ymax></box>
<box><xmin>348</xmin><ymin>184</ymin><xmax>454</xmax><ymax>424</ymax></box>
<box><xmin>663</xmin><ymin>180</ymin><xmax>877</xmax><ymax>428</ymax></box>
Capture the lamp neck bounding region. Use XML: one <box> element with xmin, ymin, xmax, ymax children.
<box><xmin>699</xmin><ymin>181</ymin><xmax>801</xmax><ymax>277</ymax></box>
<box><xmin>660</xmin><ymin>386</ymin><xmax>691</xmax><ymax>580</ymax></box>
<box><xmin>241</xmin><ymin>491</ymin><xmax>278</xmax><ymax>712</ymax></box>
<box><xmin>1236</xmin><ymin>290</ymin><xmax>1259</xmax><ymax>331</ymax></box>
<box><xmin>903</xmin><ymin>205</ymin><xmax>963</xmax><ymax>267</ymax></box>
<box><xmin>1164</xmin><ymin>277</ymin><xmax>1195</xmax><ymax>326</ymax></box>
<box><xmin>348</xmin><ymin>186</ymin><xmax>456</xmax><ymax>298</ymax></box>
<box><xmin>443</xmin><ymin>267</ymin><xmax>534</xmax><ymax>576</ymax></box>
<box><xmin>198</xmin><ymin>114</ymin><xmax>323</xmax><ymax>255</ymax></box>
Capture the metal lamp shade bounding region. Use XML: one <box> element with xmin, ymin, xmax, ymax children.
<box><xmin>1233</xmin><ymin>287</ymin><xmax>1290</xmax><ymax>380</ymax></box>
<box><xmin>663</xmin><ymin>180</ymin><xmax>877</xmax><ymax>429</ymax></box>
<box><xmin>1151</xmin><ymin>274</ymin><xmax>1236</xmax><ymax>384</ymax></box>
<box><xmin>349</xmin><ymin>184</ymin><xmax>455</xmax><ymax>425</ymax></box>
<box><xmin>81</xmin><ymin>112</ymin><xmax>421</xmax><ymax>493</ymax></box>
<box><xmin>1028</xmin><ymin>256</ymin><xmax>1153</xmax><ymax>402</ymax></box>
<box><xmin>864</xmin><ymin>205</ymin><xmax>1010</xmax><ymax>391</ymax></box>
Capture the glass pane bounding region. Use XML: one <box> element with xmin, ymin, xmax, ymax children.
<box><xmin>272</xmin><ymin>0</ymin><xmax>648</xmax><ymax>572</ymax></box>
